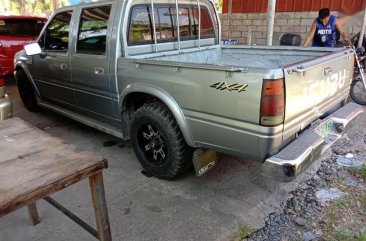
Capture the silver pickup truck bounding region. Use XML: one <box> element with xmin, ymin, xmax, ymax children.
<box><xmin>15</xmin><ymin>0</ymin><xmax>363</xmax><ymax>180</ymax></box>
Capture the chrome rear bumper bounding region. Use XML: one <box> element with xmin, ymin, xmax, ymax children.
<box><xmin>0</xmin><ymin>94</ymin><xmax>13</xmax><ymax>121</ymax></box>
<box><xmin>262</xmin><ymin>102</ymin><xmax>364</xmax><ymax>182</ymax></box>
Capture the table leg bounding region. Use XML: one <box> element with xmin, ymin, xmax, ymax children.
<box><xmin>27</xmin><ymin>203</ymin><xmax>40</xmax><ymax>225</ymax></box>
<box><xmin>89</xmin><ymin>172</ymin><xmax>112</xmax><ymax>241</ymax></box>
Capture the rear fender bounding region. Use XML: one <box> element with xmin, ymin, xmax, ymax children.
<box><xmin>120</xmin><ymin>83</ymin><xmax>195</xmax><ymax>147</ymax></box>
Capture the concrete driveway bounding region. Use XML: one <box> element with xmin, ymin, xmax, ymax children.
<box><xmin>0</xmin><ymin>78</ymin><xmax>327</xmax><ymax>241</ymax></box>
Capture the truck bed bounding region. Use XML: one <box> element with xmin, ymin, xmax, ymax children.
<box><xmin>133</xmin><ymin>45</ymin><xmax>337</xmax><ymax>69</ymax></box>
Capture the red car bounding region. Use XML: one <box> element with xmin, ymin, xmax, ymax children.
<box><xmin>0</xmin><ymin>16</ymin><xmax>47</xmax><ymax>76</ymax></box>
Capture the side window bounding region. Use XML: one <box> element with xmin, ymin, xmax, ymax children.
<box><xmin>128</xmin><ymin>6</ymin><xmax>153</xmax><ymax>44</ymax></box>
<box><xmin>155</xmin><ymin>7</ymin><xmax>174</xmax><ymax>41</ymax></box>
<box><xmin>40</xmin><ymin>11</ymin><xmax>72</xmax><ymax>52</ymax></box>
<box><xmin>176</xmin><ymin>7</ymin><xmax>191</xmax><ymax>38</ymax></box>
<box><xmin>77</xmin><ymin>6</ymin><xmax>111</xmax><ymax>55</ymax></box>
<box><xmin>192</xmin><ymin>7</ymin><xmax>215</xmax><ymax>37</ymax></box>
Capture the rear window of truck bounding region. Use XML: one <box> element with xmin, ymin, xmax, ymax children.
<box><xmin>128</xmin><ymin>4</ymin><xmax>214</xmax><ymax>45</ymax></box>
<box><xmin>0</xmin><ymin>19</ymin><xmax>45</xmax><ymax>37</ymax></box>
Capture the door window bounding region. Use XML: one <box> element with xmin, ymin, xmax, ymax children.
<box><xmin>77</xmin><ymin>6</ymin><xmax>111</xmax><ymax>54</ymax></box>
<box><xmin>40</xmin><ymin>11</ymin><xmax>72</xmax><ymax>52</ymax></box>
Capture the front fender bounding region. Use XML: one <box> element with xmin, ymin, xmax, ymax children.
<box><xmin>14</xmin><ymin>61</ymin><xmax>41</xmax><ymax>98</ymax></box>
<box><xmin>121</xmin><ymin>83</ymin><xmax>195</xmax><ymax>147</ymax></box>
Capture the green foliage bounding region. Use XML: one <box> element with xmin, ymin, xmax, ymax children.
<box><xmin>327</xmin><ymin>230</ymin><xmax>366</xmax><ymax>241</ymax></box>
<box><xmin>351</xmin><ymin>165</ymin><xmax>366</xmax><ymax>178</ymax></box>
<box><xmin>323</xmin><ymin>196</ymin><xmax>366</xmax><ymax>241</ymax></box>
<box><xmin>233</xmin><ymin>226</ymin><xmax>256</xmax><ymax>241</ymax></box>
<box><xmin>0</xmin><ymin>0</ymin><xmax>69</xmax><ymax>16</ymax></box>
<box><xmin>216</xmin><ymin>0</ymin><xmax>223</xmax><ymax>12</ymax></box>
<box><xmin>357</xmin><ymin>166</ymin><xmax>366</xmax><ymax>178</ymax></box>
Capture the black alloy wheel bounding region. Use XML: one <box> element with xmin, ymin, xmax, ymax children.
<box><xmin>131</xmin><ymin>101</ymin><xmax>193</xmax><ymax>179</ymax></box>
<box><xmin>136</xmin><ymin>123</ymin><xmax>168</xmax><ymax>167</ymax></box>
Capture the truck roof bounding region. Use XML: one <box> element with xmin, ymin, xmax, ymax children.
<box><xmin>54</xmin><ymin>0</ymin><xmax>214</xmax><ymax>12</ymax></box>
<box><xmin>0</xmin><ymin>15</ymin><xmax>47</xmax><ymax>21</ymax></box>
<box><xmin>55</xmin><ymin>0</ymin><xmax>115</xmax><ymax>11</ymax></box>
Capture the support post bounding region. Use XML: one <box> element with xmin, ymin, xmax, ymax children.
<box><xmin>151</xmin><ymin>0</ymin><xmax>158</xmax><ymax>52</ymax></box>
<box><xmin>358</xmin><ymin>7</ymin><xmax>366</xmax><ymax>48</ymax></box>
<box><xmin>89</xmin><ymin>172</ymin><xmax>112</xmax><ymax>241</ymax></box>
<box><xmin>228</xmin><ymin>0</ymin><xmax>232</xmax><ymax>37</ymax></box>
<box><xmin>266</xmin><ymin>0</ymin><xmax>277</xmax><ymax>46</ymax></box>
<box><xmin>175</xmin><ymin>0</ymin><xmax>181</xmax><ymax>51</ymax></box>
<box><xmin>27</xmin><ymin>203</ymin><xmax>40</xmax><ymax>225</ymax></box>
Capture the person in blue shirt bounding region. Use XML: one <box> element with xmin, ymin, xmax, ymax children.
<box><xmin>303</xmin><ymin>8</ymin><xmax>351</xmax><ymax>47</ymax></box>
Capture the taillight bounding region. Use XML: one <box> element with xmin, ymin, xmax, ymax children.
<box><xmin>260</xmin><ymin>78</ymin><xmax>285</xmax><ymax>126</ymax></box>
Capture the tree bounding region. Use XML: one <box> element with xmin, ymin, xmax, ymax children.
<box><xmin>0</xmin><ymin>0</ymin><xmax>69</xmax><ymax>16</ymax></box>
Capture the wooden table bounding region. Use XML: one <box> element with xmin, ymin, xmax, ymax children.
<box><xmin>0</xmin><ymin>117</ymin><xmax>112</xmax><ymax>241</ymax></box>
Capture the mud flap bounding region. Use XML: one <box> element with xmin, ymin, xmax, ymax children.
<box><xmin>192</xmin><ymin>148</ymin><xmax>218</xmax><ymax>176</ymax></box>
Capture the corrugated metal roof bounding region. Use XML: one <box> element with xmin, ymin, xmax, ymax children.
<box><xmin>223</xmin><ymin>0</ymin><xmax>366</xmax><ymax>14</ymax></box>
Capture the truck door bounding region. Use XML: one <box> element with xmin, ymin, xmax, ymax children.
<box><xmin>71</xmin><ymin>4</ymin><xmax>117</xmax><ymax>118</ymax></box>
<box><xmin>29</xmin><ymin>11</ymin><xmax>76</xmax><ymax>106</ymax></box>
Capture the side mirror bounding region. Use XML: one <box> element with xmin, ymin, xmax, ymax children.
<box><xmin>356</xmin><ymin>46</ymin><xmax>365</xmax><ymax>55</ymax></box>
<box><xmin>24</xmin><ymin>43</ymin><xmax>42</xmax><ymax>56</ymax></box>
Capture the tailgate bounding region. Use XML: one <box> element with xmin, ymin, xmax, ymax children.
<box><xmin>283</xmin><ymin>48</ymin><xmax>354</xmax><ymax>127</ymax></box>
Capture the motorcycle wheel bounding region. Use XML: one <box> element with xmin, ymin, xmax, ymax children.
<box><xmin>350</xmin><ymin>77</ymin><xmax>366</xmax><ymax>105</ymax></box>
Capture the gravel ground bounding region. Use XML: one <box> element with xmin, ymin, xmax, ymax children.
<box><xmin>244</xmin><ymin>114</ymin><xmax>366</xmax><ymax>241</ymax></box>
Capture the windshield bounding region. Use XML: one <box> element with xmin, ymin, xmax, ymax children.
<box><xmin>0</xmin><ymin>19</ymin><xmax>45</xmax><ymax>37</ymax></box>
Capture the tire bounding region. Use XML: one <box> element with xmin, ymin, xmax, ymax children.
<box><xmin>16</xmin><ymin>70</ymin><xmax>41</xmax><ymax>112</ymax></box>
<box><xmin>350</xmin><ymin>77</ymin><xmax>366</xmax><ymax>105</ymax></box>
<box><xmin>131</xmin><ymin>101</ymin><xmax>193</xmax><ymax>179</ymax></box>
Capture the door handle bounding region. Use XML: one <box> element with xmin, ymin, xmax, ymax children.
<box><xmin>60</xmin><ymin>63</ymin><xmax>68</xmax><ymax>70</ymax></box>
<box><xmin>95</xmin><ymin>67</ymin><xmax>104</xmax><ymax>76</ymax></box>
<box><xmin>324</xmin><ymin>67</ymin><xmax>332</xmax><ymax>76</ymax></box>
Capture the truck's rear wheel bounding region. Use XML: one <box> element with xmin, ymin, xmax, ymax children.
<box><xmin>131</xmin><ymin>101</ymin><xmax>192</xmax><ymax>179</ymax></box>
<box><xmin>16</xmin><ymin>70</ymin><xmax>41</xmax><ymax>112</ymax></box>
<box><xmin>350</xmin><ymin>78</ymin><xmax>366</xmax><ymax>106</ymax></box>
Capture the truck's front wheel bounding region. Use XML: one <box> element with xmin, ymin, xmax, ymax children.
<box><xmin>131</xmin><ymin>102</ymin><xmax>192</xmax><ymax>179</ymax></box>
<box><xmin>16</xmin><ymin>70</ymin><xmax>41</xmax><ymax>112</ymax></box>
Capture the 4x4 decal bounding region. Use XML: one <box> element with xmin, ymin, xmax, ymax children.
<box><xmin>210</xmin><ymin>82</ymin><xmax>248</xmax><ymax>92</ymax></box>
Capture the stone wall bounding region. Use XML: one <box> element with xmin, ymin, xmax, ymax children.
<box><xmin>220</xmin><ymin>12</ymin><xmax>363</xmax><ymax>46</ymax></box>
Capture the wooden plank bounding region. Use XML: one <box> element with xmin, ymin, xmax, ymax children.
<box><xmin>0</xmin><ymin>118</ymin><xmax>108</xmax><ymax>216</ymax></box>
<box><xmin>27</xmin><ymin>203</ymin><xmax>40</xmax><ymax>225</ymax></box>
<box><xmin>0</xmin><ymin>166</ymin><xmax>107</xmax><ymax>217</ymax></box>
